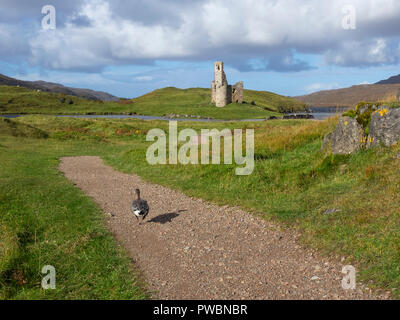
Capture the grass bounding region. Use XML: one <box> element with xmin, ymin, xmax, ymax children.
<box><xmin>0</xmin><ymin>120</ymin><xmax>148</xmax><ymax>299</ymax></box>
<box><xmin>1</xmin><ymin>114</ymin><xmax>399</xmax><ymax>299</ymax></box>
<box><xmin>0</xmin><ymin>85</ymin><xmax>307</xmax><ymax>119</ymax></box>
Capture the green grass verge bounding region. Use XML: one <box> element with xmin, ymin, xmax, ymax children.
<box><xmin>0</xmin><ymin>121</ymin><xmax>148</xmax><ymax>299</ymax></box>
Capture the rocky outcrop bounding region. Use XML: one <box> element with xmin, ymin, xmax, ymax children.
<box><xmin>283</xmin><ymin>114</ymin><xmax>314</xmax><ymax>120</ymax></box>
<box><xmin>323</xmin><ymin>105</ymin><xmax>400</xmax><ymax>154</ymax></box>
<box><xmin>368</xmin><ymin>107</ymin><xmax>400</xmax><ymax>148</ymax></box>
<box><xmin>322</xmin><ymin>116</ymin><xmax>364</xmax><ymax>154</ymax></box>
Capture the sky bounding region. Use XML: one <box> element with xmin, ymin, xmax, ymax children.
<box><xmin>1</xmin><ymin>0</ymin><xmax>400</xmax><ymax>98</ymax></box>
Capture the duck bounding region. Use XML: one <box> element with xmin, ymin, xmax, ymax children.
<box><xmin>131</xmin><ymin>189</ymin><xmax>149</xmax><ymax>224</ymax></box>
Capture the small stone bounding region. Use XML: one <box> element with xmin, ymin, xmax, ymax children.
<box><xmin>322</xmin><ymin>208</ymin><xmax>341</xmax><ymax>216</ymax></box>
<box><xmin>310</xmin><ymin>276</ymin><xmax>320</xmax><ymax>281</ymax></box>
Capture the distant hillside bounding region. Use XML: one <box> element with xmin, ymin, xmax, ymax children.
<box><xmin>296</xmin><ymin>84</ymin><xmax>400</xmax><ymax>108</ymax></box>
<box><xmin>0</xmin><ymin>73</ymin><xmax>118</xmax><ymax>102</ymax></box>
<box><xmin>375</xmin><ymin>74</ymin><xmax>400</xmax><ymax>85</ymax></box>
<box><xmin>0</xmin><ymin>85</ymin><xmax>306</xmax><ymax>120</ymax></box>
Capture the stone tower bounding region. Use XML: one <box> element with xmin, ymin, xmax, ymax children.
<box><xmin>211</xmin><ymin>61</ymin><xmax>243</xmax><ymax>107</ymax></box>
<box><xmin>211</xmin><ymin>62</ymin><xmax>229</xmax><ymax>107</ymax></box>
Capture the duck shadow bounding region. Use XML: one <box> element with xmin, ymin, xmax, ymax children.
<box><xmin>147</xmin><ymin>210</ymin><xmax>187</xmax><ymax>224</ymax></box>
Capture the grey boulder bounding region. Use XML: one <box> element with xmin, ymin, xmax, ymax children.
<box><xmin>323</xmin><ymin>116</ymin><xmax>364</xmax><ymax>155</ymax></box>
<box><xmin>368</xmin><ymin>107</ymin><xmax>400</xmax><ymax>148</ymax></box>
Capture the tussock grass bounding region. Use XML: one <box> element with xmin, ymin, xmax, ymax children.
<box><xmin>0</xmin><ymin>117</ymin><xmax>48</xmax><ymax>138</ymax></box>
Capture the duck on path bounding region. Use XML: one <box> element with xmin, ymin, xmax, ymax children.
<box><xmin>131</xmin><ymin>188</ymin><xmax>149</xmax><ymax>225</ymax></box>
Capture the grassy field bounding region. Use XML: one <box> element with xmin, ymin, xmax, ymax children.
<box><xmin>0</xmin><ymin>86</ymin><xmax>307</xmax><ymax>119</ymax></box>
<box><xmin>1</xmin><ymin>114</ymin><xmax>399</xmax><ymax>299</ymax></box>
<box><xmin>0</xmin><ymin>118</ymin><xmax>148</xmax><ymax>299</ymax></box>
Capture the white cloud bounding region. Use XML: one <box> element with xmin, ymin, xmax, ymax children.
<box><xmin>134</xmin><ymin>76</ymin><xmax>153</xmax><ymax>82</ymax></box>
<box><xmin>305</xmin><ymin>82</ymin><xmax>341</xmax><ymax>93</ymax></box>
<box><xmin>3</xmin><ymin>0</ymin><xmax>400</xmax><ymax>71</ymax></box>
<box><xmin>325</xmin><ymin>38</ymin><xmax>400</xmax><ymax>66</ymax></box>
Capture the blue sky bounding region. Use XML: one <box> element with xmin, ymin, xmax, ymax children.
<box><xmin>1</xmin><ymin>0</ymin><xmax>400</xmax><ymax>98</ymax></box>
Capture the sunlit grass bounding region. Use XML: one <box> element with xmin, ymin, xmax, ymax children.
<box><xmin>0</xmin><ymin>85</ymin><xmax>307</xmax><ymax>119</ymax></box>
<box><xmin>1</xmin><ymin>114</ymin><xmax>399</xmax><ymax>298</ymax></box>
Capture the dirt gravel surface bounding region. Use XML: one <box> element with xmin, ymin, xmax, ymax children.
<box><xmin>59</xmin><ymin>156</ymin><xmax>389</xmax><ymax>300</ymax></box>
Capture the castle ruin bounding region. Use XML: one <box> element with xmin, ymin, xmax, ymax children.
<box><xmin>211</xmin><ymin>62</ymin><xmax>243</xmax><ymax>107</ymax></box>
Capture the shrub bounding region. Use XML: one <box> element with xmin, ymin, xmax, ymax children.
<box><xmin>343</xmin><ymin>109</ymin><xmax>357</xmax><ymax>118</ymax></box>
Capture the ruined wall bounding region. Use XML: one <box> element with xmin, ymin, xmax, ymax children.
<box><xmin>211</xmin><ymin>80</ymin><xmax>216</xmax><ymax>103</ymax></box>
<box><xmin>232</xmin><ymin>81</ymin><xmax>244</xmax><ymax>104</ymax></box>
<box><xmin>211</xmin><ymin>61</ymin><xmax>243</xmax><ymax>107</ymax></box>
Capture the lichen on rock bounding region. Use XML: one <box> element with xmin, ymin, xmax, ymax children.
<box><xmin>368</xmin><ymin>107</ymin><xmax>400</xmax><ymax>148</ymax></box>
<box><xmin>323</xmin><ymin>116</ymin><xmax>364</xmax><ymax>154</ymax></box>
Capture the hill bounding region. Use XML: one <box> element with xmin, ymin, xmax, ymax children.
<box><xmin>0</xmin><ymin>73</ymin><xmax>118</xmax><ymax>102</ymax></box>
<box><xmin>375</xmin><ymin>74</ymin><xmax>400</xmax><ymax>85</ymax></box>
<box><xmin>0</xmin><ymin>85</ymin><xmax>307</xmax><ymax>119</ymax></box>
<box><xmin>296</xmin><ymin>84</ymin><xmax>400</xmax><ymax>108</ymax></box>
<box><xmin>130</xmin><ymin>87</ymin><xmax>308</xmax><ymax>115</ymax></box>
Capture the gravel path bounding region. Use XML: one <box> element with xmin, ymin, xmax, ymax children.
<box><xmin>59</xmin><ymin>156</ymin><xmax>388</xmax><ymax>300</ymax></box>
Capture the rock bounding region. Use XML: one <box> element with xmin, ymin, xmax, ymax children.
<box><xmin>321</xmin><ymin>132</ymin><xmax>333</xmax><ymax>150</ymax></box>
<box><xmin>368</xmin><ymin>107</ymin><xmax>400</xmax><ymax>148</ymax></box>
<box><xmin>323</xmin><ymin>116</ymin><xmax>364</xmax><ymax>154</ymax></box>
<box><xmin>321</xmin><ymin>208</ymin><xmax>342</xmax><ymax>216</ymax></box>
<box><xmin>310</xmin><ymin>276</ymin><xmax>320</xmax><ymax>281</ymax></box>
<box><xmin>59</xmin><ymin>97</ymin><xmax>66</xmax><ymax>103</ymax></box>
<box><xmin>283</xmin><ymin>114</ymin><xmax>314</xmax><ymax>120</ymax></box>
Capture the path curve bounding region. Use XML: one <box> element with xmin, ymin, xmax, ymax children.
<box><xmin>59</xmin><ymin>156</ymin><xmax>386</xmax><ymax>300</ymax></box>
